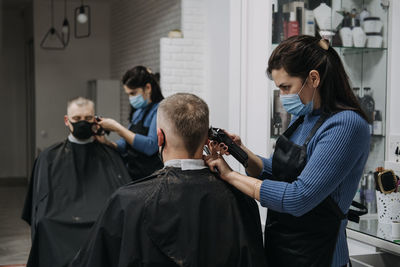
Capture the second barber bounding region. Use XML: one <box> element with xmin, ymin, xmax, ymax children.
<box><xmin>97</xmin><ymin>66</ymin><xmax>164</xmax><ymax>180</ymax></box>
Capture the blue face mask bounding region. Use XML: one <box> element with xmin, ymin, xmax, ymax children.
<box><xmin>279</xmin><ymin>77</ymin><xmax>316</xmax><ymax>116</ymax></box>
<box><xmin>129</xmin><ymin>94</ymin><xmax>148</xmax><ymax>109</ymax></box>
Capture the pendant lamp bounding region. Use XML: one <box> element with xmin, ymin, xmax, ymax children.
<box><xmin>74</xmin><ymin>0</ymin><xmax>91</xmax><ymax>38</ymax></box>
<box><xmin>61</xmin><ymin>0</ymin><xmax>70</xmax><ymax>46</ymax></box>
<box><xmin>40</xmin><ymin>0</ymin><xmax>65</xmax><ymax>50</ymax></box>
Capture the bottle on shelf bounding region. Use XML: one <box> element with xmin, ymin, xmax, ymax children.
<box><xmin>365</xmin><ymin>171</ymin><xmax>377</xmax><ymax>214</ymax></box>
<box><xmin>359</xmin><ymin>8</ymin><xmax>370</xmax><ymax>27</ymax></box>
<box><xmin>360</xmin><ymin>87</ymin><xmax>375</xmax><ymax>134</ymax></box>
<box><xmin>352</xmin><ymin>87</ymin><xmax>361</xmax><ymax>102</ymax></box>
<box><xmin>360</xmin><ymin>174</ymin><xmax>367</xmax><ymax>206</ymax></box>
<box><xmin>373</xmin><ymin>110</ymin><xmax>383</xmax><ymax>136</ymax></box>
<box><xmin>340</xmin><ymin>13</ymin><xmax>353</xmax><ymax>47</ymax></box>
<box><xmin>352</xmin><ymin>19</ymin><xmax>366</xmax><ymax>48</ymax></box>
<box><xmin>303</xmin><ymin>9</ymin><xmax>315</xmax><ymax>36</ymax></box>
<box><xmin>287</xmin><ymin>12</ymin><xmax>299</xmax><ymax>38</ymax></box>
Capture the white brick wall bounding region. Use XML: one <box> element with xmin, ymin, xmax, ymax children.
<box><xmin>160</xmin><ymin>0</ymin><xmax>206</xmax><ymax>99</ymax></box>
<box><xmin>110</xmin><ymin>0</ymin><xmax>181</xmax><ymax>125</ymax></box>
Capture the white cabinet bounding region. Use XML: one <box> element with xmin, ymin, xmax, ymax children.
<box><xmin>86</xmin><ymin>79</ymin><xmax>121</xmax><ymax>142</ymax></box>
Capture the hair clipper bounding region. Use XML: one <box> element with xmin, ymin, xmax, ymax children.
<box><xmin>95</xmin><ymin>116</ymin><xmax>110</xmax><ymax>136</ymax></box>
<box><xmin>208</xmin><ymin>127</ymin><xmax>248</xmax><ymax>168</ymax></box>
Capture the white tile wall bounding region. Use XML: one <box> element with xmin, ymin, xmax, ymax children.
<box><xmin>160</xmin><ymin>0</ymin><xmax>206</xmax><ymax>99</ymax></box>
<box><xmin>110</xmin><ymin>0</ymin><xmax>181</xmax><ymax>125</ymax></box>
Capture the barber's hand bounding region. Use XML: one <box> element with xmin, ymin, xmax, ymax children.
<box><xmin>97</xmin><ymin>118</ymin><xmax>123</xmax><ymax>133</ymax></box>
<box><xmin>217</xmin><ymin>130</ymin><xmax>244</xmax><ymax>156</ymax></box>
<box><xmin>203</xmin><ymin>140</ymin><xmax>235</xmax><ymax>181</ymax></box>
<box><xmin>225</xmin><ymin>131</ymin><xmax>243</xmax><ymax>148</ymax></box>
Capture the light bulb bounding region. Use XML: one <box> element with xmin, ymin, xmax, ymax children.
<box><xmin>62</xmin><ymin>19</ymin><xmax>69</xmax><ymax>34</ymax></box>
<box><xmin>77</xmin><ymin>13</ymin><xmax>88</xmax><ymax>24</ymax></box>
<box><xmin>77</xmin><ymin>6</ymin><xmax>88</xmax><ymax>24</ymax></box>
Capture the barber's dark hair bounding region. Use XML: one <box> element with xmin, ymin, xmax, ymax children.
<box><xmin>267</xmin><ymin>35</ymin><xmax>369</xmax><ymax>122</ymax></box>
<box><xmin>122</xmin><ymin>66</ymin><xmax>164</xmax><ymax>120</ymax></box>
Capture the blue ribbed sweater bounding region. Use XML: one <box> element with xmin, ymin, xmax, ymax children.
<box><xmin>259</xmin><ymin>110</ymin><xmax>370</xmax><ymax>267</ymax></box>
<box><xmin>116</xmin><ymin>103</ymin><xmax>159</xmax><ymax>156</ymax></box>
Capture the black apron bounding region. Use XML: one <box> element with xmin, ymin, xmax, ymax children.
<box><xmin>124</xmin><ymin>104</ymin><xmax>163</xmax><ymax>180</ymax></box>
<box><xmin>265</xmin><ymin>114</ymin><xmax>346</xmax><ymax>267</ymax></box>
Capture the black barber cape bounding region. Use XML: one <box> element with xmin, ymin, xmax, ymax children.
<box><xmin>70</xmin><ymin>167</ymin><xmax>267</xmax><ymax>267</ymax></box>
<box><xmin>22</xmin><ymin>139</ymin><xmax>131</xmax><ymax>267</ymax></box>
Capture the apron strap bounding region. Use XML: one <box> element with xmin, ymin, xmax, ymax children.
<box><xmin>140</xmin><ymin>103</ymin><xmax>155</xmax><ymax>124</ymax></box>
<box><xmin>283</xmin><ymin>116</ymin><xmax>304</xmax><ymax>138</ymax></box>
<box><xmin>129</xmin><ymin>103</ymin><xmax>156</xmax><ymax>130</ymax></box>
<box><xmin>347</xmin><ymin>201</ymin><xmax>368</xmax><ymax>223</ymax></box>
<box><xmin>303</xmin><ymin>113</ymin><xmax>330</xmax><ymax>146</ymax></box>
<box><xmin>326</xmin><ymin>196</ymin><xmax>347</xmax><ymax>220</ymax></box>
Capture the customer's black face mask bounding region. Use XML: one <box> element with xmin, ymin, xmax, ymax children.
<box><xmin>69</xmin><ymin>120</ymin><xmax>95</xmax><ymax>140</ymax></box>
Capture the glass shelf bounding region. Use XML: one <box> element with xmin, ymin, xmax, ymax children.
<box><xmin>272</xmin><ymin>44</ymin><xmax>387</xmax><ymax>52</ymax></box>
<box><xmin>347</xmin><ymin>215</ymin><xmax>400</xmax><ymax>255</ymax></box>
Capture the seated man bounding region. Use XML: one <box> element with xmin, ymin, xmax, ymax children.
<box><xmin>70</xmin><ymin>93</ymin><xmax>266</xmax><ymax>267</ymax></box>
<box><xmin>22</xmin><ymin>97</ymin><xmax>131</xmax><ymax>267</ymax></box>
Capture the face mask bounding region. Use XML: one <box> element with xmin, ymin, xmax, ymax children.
<box><xmin>129</xmin><ymin>94</ymin><xmax>148</xmax><ymax>109</ymax></box>
<box><xmin>70</xmin><ymin>120</ymin><xmax>95</xmax><ymax>140</ymax></box>
<box><xmin>280</xmin><ymin>77</ymin><xmax>316</xmax><ymax>116</ymax></box>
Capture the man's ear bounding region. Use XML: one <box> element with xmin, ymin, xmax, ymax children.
<box><xmin>157</xmin><ymin>128</ymin><xmax>164</xmax><ymax>146</ymax></box>
<box><xmin>64</xmin><ymin>115</ymin><xmax>69</xmax><ymax>127</ymax></box>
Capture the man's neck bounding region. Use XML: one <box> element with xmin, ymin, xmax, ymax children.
<box><xmin>68</xmin><ymin>134</ymin><xmax>94</xmax><ymax>144</ymax></box>
<box><xmin>162</xmin><ymin>150</ymin><xmax>203</xmax><ymax>162</ymax></box>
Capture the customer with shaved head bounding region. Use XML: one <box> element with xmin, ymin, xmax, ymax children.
<box><xmin>70</xmin><ymin>93</ymin><xmax>266</xmax><ymax>267</ymax></box>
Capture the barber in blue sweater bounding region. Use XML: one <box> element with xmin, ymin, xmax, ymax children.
<box><xmin>205</xmin><ymin>35</ymin><xmax>370</xmax><ymax>267</ymax></box>
<box><xmin>97</xmin><ymin>66</ymin><xmax>164</xmax><ymax>180</ymax></box>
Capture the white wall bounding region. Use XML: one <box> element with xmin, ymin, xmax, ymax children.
<box><xmin>387</xmin><ymin>1</ymin><xmax>400</xmax><ymax>135</ymax></box>
<box><xmin>204</xmin><ymin>0</ymin><xmax>230</xmax><ymax>129</ymax></box>
<box><xmin>0</xmin><ymin>5</ymin><xmax>28</xmax><ymax>178</ymax></box>
<box><xmin>160</xmin><ymin>0</ymin><xmax>206</xmax><ymax>101</ymax></box>
<box><xmin>110</xmin><ymin>0</ymin><xmax>181</xmax><ymax>126</ymax></box>
<box><xmin>34</xmin><ymin>0</ymin><xmax>111</xmax><ymax>150</ymax></box>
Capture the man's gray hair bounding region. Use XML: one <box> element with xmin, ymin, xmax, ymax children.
<box><xmin>158</xmin><ymin>93</ymin><xmax>209</xmax><ymax>156</ymax></box>
<box><xmin>67</xmin><ymin>97</ymin><xmax>94</xmax><ymax>110</ymax></box>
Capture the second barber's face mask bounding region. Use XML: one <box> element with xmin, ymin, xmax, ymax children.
<box><xmin>280</xmin><ymin>77</ymin><xmax>315</xmax><ymax>116</ymax></box>
<box><xmin>70</xmin><ymin>120</ymin><xmax>95</xmax><ymax>140</ymax></box>
<box><xmin>129</xmin><ymin>94</ymin><xmax>148</xmax><ymax>109</ymax></box>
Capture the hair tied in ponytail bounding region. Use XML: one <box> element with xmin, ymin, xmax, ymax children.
<box><xmin>319</xmin><ymin>39</ymin><xmax>329</xmax><ymax>50</ymax></box>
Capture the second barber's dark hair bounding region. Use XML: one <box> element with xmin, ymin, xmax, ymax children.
<box><xmin>122</xmin><ymin>66</ymin><xmax>164</xmax><ymax>120</ymax></box>
<box><xmin>267</xmin><ymin>35</ymin><xmax>369</xmax><ymax>122</ymax></box>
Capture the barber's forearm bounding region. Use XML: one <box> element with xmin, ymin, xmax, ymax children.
<box><xmin>241</xmin><ymin>146</ymin><xmax>263</xmax><ymax>177</ymax></box>
<box><xmin>116</xmin><ymin>126</ymin><xmax>136</xmax><ymax>146</ymax></box>
<box><xmin>226</xmin><ymin>171</ymin><xmax>262</xmax><ymax>201</ymax></box>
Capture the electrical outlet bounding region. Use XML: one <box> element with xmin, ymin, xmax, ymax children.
<box><xmin>388</xmin><ymin>135</ymin><xmax>400</xmax><ymax>163</ymax></box>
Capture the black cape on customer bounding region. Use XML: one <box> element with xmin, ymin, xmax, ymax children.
<box><xmin>70</xmin><ymin>167</ymin><xmax>267</xmax><ymax>267</ymax></box>
<box><xmin>22</xmin><ymin>139</ymin><xmax>131</xmax><ymax>267</ymax></box>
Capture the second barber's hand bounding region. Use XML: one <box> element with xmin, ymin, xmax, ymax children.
<box><xmin>97</xmin><ymin>118</ymin><xmax>124</xmax><ymax>133</ymax></box>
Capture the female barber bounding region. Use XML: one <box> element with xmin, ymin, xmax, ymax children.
<box><xmin>97</xmin><ymin>66</ymin><xmax>164</xmax><ymax>180</ymax></box>
<box><xmin>204</xmin><ymin>35</ymin><xmax>370</xmax><ymax>267</ymax></box>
